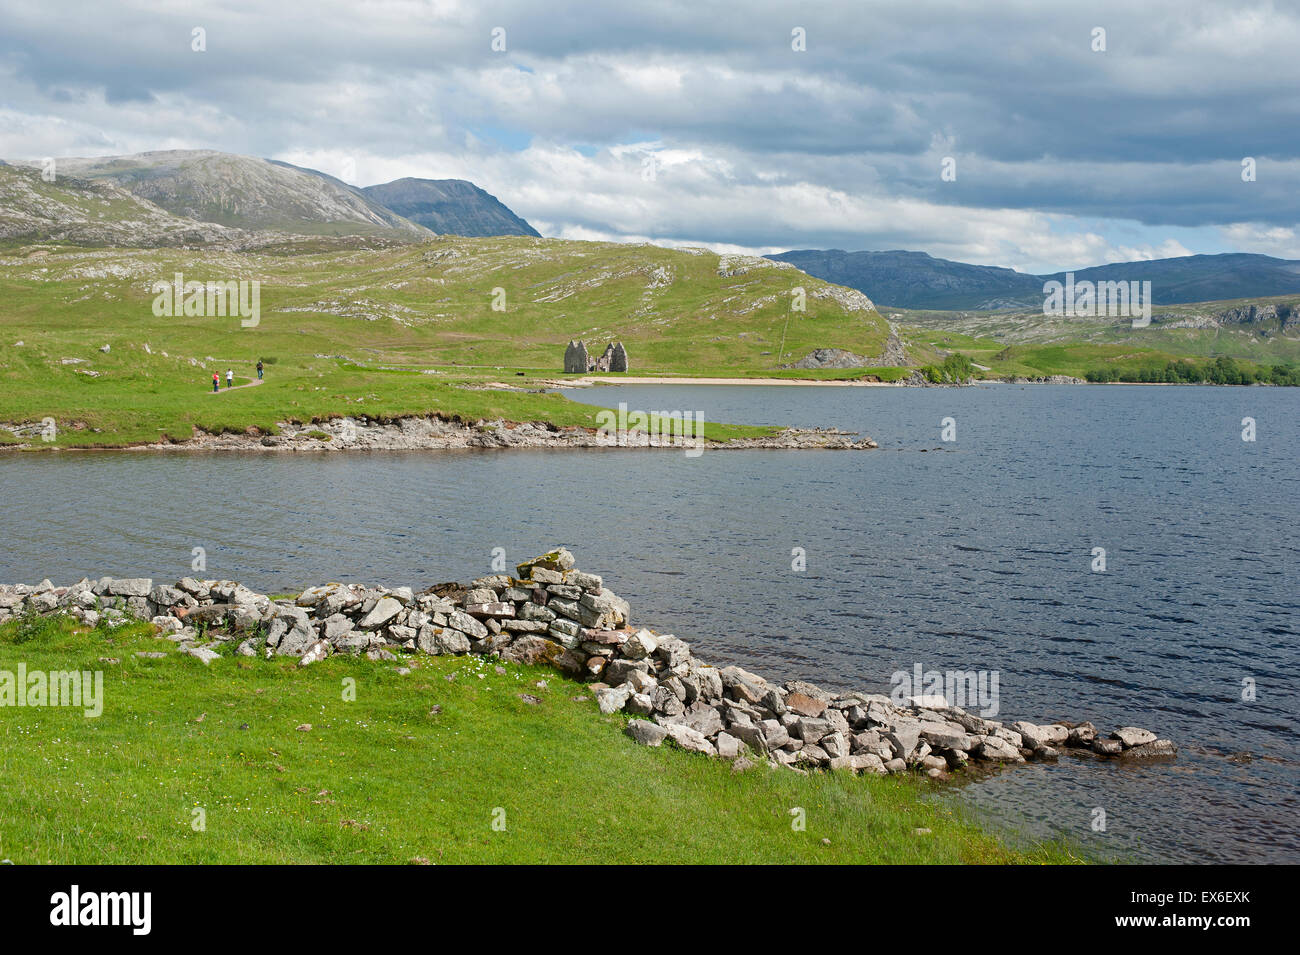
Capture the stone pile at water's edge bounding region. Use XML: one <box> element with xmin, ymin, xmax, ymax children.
<box><xmin>0</xmin><ymin>549</ymin><xmax>1177</xmax><ymax>775</ymax></box>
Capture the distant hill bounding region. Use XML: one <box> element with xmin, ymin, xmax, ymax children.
<box><xmin>50</xmin><ymin>150</ymin><xmax>428</xmax><ymax>238</ymax></box>
<box><xmin>3</xmin><ymin>150</ymin><xmax>541</xmax><ymax>243</ymax></box>
<box><xmin>769</xmin><ymin>249</ymin><xmax>1043</xmax><ymax>310</ymax></box>
<box><xmin>770</xmin><ymin>249</ymin><xmax>1300</xmax><ymax>310</ymax></box>
<box><xmin>362</xmin><ymin>178</ymin><xmax>540</xmax><ymax>237</ymax></box>
<box><xmin>0</xmin><ymin>161</ymin><xmax>246</xmax><ymax>247</ymax></box>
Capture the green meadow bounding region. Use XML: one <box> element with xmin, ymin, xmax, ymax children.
<box><xmin>0</xmin><ymin>615</ymin><xmax>1081</xmax><ymax>864</ymax></box>
<box><xmin>0</xmin><ymin>237</ymin><xmax>891</xmax><ymax>447</ymax></box>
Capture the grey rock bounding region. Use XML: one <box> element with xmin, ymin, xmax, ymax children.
<box><xmin>716</xmin><ymin>732</ymin><xmax>744</xmax><ymax>759</ymax></box>
<box><xmin>626</xmin><ymin>719</ymin><xmax>668</xmax><ymax>746</ymax></box>
<box><xmin>447</xmin><ymin>609</ymin><xmax>489</xmax><ymax>639</ymax></box>
<box><xmin>1122</xmin><ymin>739</ymin><xmax>1178</xmax><ymax>759</ymax></box>
<box><xmin>103</xmin><ymin>577</ymin><xmax>152</xmax><ymax>597</ymax></box>
<box><xmin>597</xmin><ymin>684</ymin><xmax>632</xmax><ymax>714</ymax></box>
<box><xmin>677</xmin><ymin>702</ymin><xmax>723</xmax><ymax>737</ymax></box>
<box><xmin>358</xmin><ymin>596</ymin><xmax>403</xmax><ymax>629</ymax></box>
<box><xmin>298</xmin><ymin>639</ymin><xmax>330</xmax><ymax>666</ymax></box>
<box><xmin>662</xmin><ymin>722</ymin><xmax>716</xmax><ymax>756</ymax></box>
<box><xmin>1112</xmin><ymin>726</ymin><xmax>1158</xmax><ymax>748</ymax></box>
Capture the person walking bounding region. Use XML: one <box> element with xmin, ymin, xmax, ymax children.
<box><xmin>256</xmin><ymin>360</ymin><xmax>264</xmax><ymax>380</ymax></box>
<box><xmin>212</xmin><ymin>372</ymin><xmax>219</xmax><ymax>393</ymax></box>
<box><xmin>226</xmin><ymin>369</ymin><xmax>233</xmax><ymax>389</ymax></box>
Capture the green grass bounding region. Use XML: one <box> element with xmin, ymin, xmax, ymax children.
<box><xmin>900</xmin><ymin>327</ymin><xmax>1297</xmax><ymax>382</ymax></box>
<box><xmin>0</xmin><ymin>617</ymin><xmax>1080</xmax><ymax>864</ymax></box>
<box><xmin>0</xmin><ymin>237</ymin><xmax>894</xmax><ymax>446</ymax></box>
<box><xmin>896</xmin><ymin>292</ymin><xmax>1300</xmax><ymax>379</ymax></box>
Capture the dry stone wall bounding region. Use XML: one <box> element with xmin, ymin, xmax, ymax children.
<box><xmin>0</xmin><ymin>548</ymin><xmax>1177</xmax><ymax>775</ymax></box>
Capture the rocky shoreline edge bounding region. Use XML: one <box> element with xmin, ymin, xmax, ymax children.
<box><xmin>1</xmin><ymin>414</ymin><xmax>876</xmax><ymax>452</ymax></box>
<box><xmin>1</xmin><ymin>547</ymin><xmax>1176</xmax><ymax>775</ymax></box>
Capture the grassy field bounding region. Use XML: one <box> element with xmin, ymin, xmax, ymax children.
<box><xmin>903</xmin><ymin>327</ymin><xmax>1299</xmax><ymax>381</ymax></box>
<box><xmin>0</xmin><ymin>615</ymin><xmax>1080</xmax><ymax>864</ymax></box>
<box><xmin>898</xmin><ymin>294</ymin><xmax>1300</xmax><ymax>381</ymax></box>
<box><xmin>0</xmin><ymin>237</ymin><xmax>892</xmax><ymax>447</ymax></box>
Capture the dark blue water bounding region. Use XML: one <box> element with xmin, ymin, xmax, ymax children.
<box><xmin>1</xmin><ymin>384</ymin><xmax>1296</xmax><ymax>863</ymax></box>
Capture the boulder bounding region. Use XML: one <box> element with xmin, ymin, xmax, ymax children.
<box><xmin>1122</xmin><ymin>739</ymin><xmax>1178</xmax><ymax>759</ymax></box>
<box><xmin>596</xmin><ymin>684</ymin><xmax>632</xmax><ymax>714</ymax></box>
<box><xmin>976</xmin><ymin>736</ymin><xmax>1025</xmax><ymax>762</ymax></box>
<box><xmin>662</xmin><ymin>723</ymin><xmax>716</xmax><ymax>756</ymax></box>
<box><xmin>298</xmin><ymin>640</ymin><xmax>330</xmax><ymax>666</ymax></box>
<box><xmin>447</xmin><ymin>609</ymin><xmax>489</xmax><ymax>639</ymax></box>
<box><xmin>716</xmin><ymin>732</ymin><xmax>744</xmax><ymax>759</ymax></box>
<box><xmin>276</xmin><ymin>621</ymin><xmax>318</xmax><ymax>656</ymax></box>
<box><xmin>918</xmin><ymin>721</ymin><xmax>969</xmax><ymax>752</ymax></box>
<box><xmin>465</xmin><ymin>601</ymin><xmax>514</xmax><ymax>618</ymax></box>
<box><xmin>358</xmin><ymin>596</ymin><xmax>403</xmax><ymax>629</ymax></box>
<box><xmin>850</xmin><ymin>753</ymin><xmax>886</xmax><ymax>774</ymax></box>
<box><xmin>623</xmin><ymin>629</ymin><xmax>658</xmax><ymax>660</ymax></box>
<box><xmin>1112</xmin><ymin>726</ymin><xmax>1157</xmax><ymax>748</ymax></box>
<box><xmin>500</xmin><ymin>635</ymin><xmax>561</xmax><ymax>665</ymax></box>
<box><xmin>676</xmin><ymin>702</ymin><xmax>723</xmax><ymax>737</ymax></box>
<box><xmin>785</xmin><ymin>691</ymin><xmax>826</xmax><ymax>718</ymax></box>
<box><xmin>626</xmin><ymin>720</ymin><xmax>669</xmax><ymax>746</ymax></box>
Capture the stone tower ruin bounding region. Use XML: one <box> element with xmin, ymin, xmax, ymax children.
<box><xmin>563</xmin><ymin>340</ymin><xmax>629</xmax><ymax>373</ymax></box>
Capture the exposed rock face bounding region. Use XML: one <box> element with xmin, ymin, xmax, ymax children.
<box><xmin>54</xmin><ymin>150</ymin><xmax>428</xmax><ymax>237</ymax></box>
<box><xmin>784</xmin><ymin>348</ymin><xmax>872</xmax><ymax>370</ymax></box>
<box><xmin>781</xmin><ymin>328</ymin><xmax>905</xmax><ymax>370</ymax></box>
<box><xmin>1</xmin><ymin>547</ymin><xmax>1175</xmax><ymax>780</ymax></box>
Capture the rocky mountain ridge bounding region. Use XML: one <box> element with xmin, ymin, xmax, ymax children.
<box><xmin>771</xmin><ymin>248</ymin><xmax>1300</xmax><ymax>311</ymax></box>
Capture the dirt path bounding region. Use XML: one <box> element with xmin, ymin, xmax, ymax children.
<box><xmin>206</xmin><ymin>377</ymin><xmax>265</xmax><ymax>394</ymax></box>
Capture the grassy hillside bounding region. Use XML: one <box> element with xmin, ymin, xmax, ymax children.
<box><xmin>0</xmin><ymin>236</ymin><xmax>892</xmax><ymax>446</ymax></box>
<box><xmin>0</xmin><ymin>615</ymin><xmax>1079</xmax><ymax>864</ymax></box>
<box><xmin>896</xmin><ymin>294</ymin><xmax>1300</xmax><ymax>382</ymax></box>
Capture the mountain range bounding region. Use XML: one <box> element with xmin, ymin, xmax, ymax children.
<box><xmin>4</xmin><ymin>149</ymin><xmax>1299</xmax><ymax>313</ymax></box>
<box><xmin>768</xmin><ymin>249</ymin><xmax>1300</xmax><ymax>311</ymax></box>
<box><xmin>0</xmin><ymin>149</ymin><xmax>539</xmax><ymax>245</ymax></box>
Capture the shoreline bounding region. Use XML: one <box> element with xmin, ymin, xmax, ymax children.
<box><xmin>0</xmin><ymin>547</ymin><xmax>1177</xmax><ymax>779</ymax></box>
<box><xmin>545</xmin><ymin>375</ymin><xmax>907</xmax><ymax>388</ymax></box>
<box><xmin>0</xmin><ymin>413</ymin><xmax>877</xmax><ymax>453</ymax></box>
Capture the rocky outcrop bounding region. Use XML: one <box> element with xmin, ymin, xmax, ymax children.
<box><xmin>0</xmin><ymin>548</ymin><xmax>1175</xmax><ymax>778</ymax></box>
<box><xmin>783</xmin><ymin>348</ymin><xmax>872</xmax><ymax>370</ymax></box>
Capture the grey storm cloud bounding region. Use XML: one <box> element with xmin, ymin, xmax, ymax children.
<box><xmin>1</xmin><ymin>0</ymin><xmax>1298</xmax><ymax>264</ymax></box>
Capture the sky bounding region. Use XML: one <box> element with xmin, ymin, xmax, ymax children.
<box><xmin>1</xmin><ymin>0</ymin><xmax>1298</xmax><ymax>273</ymax></box>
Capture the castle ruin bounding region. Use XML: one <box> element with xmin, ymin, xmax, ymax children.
<box><xmin>565</xmin><ymin>340</ymin><xmax>628</xmax><ymax>374</ymax></box>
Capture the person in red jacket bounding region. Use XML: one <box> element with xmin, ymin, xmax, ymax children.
<box><xmin>212</xmin><ymin>372</ymin><xmax>219</xmax><ymax>393</ymax></box>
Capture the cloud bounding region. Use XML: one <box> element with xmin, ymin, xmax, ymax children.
<box><xmin>0</xmin><ymin>0</ymin><xmax>1295</xmax><ymax>268</ymax></box>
